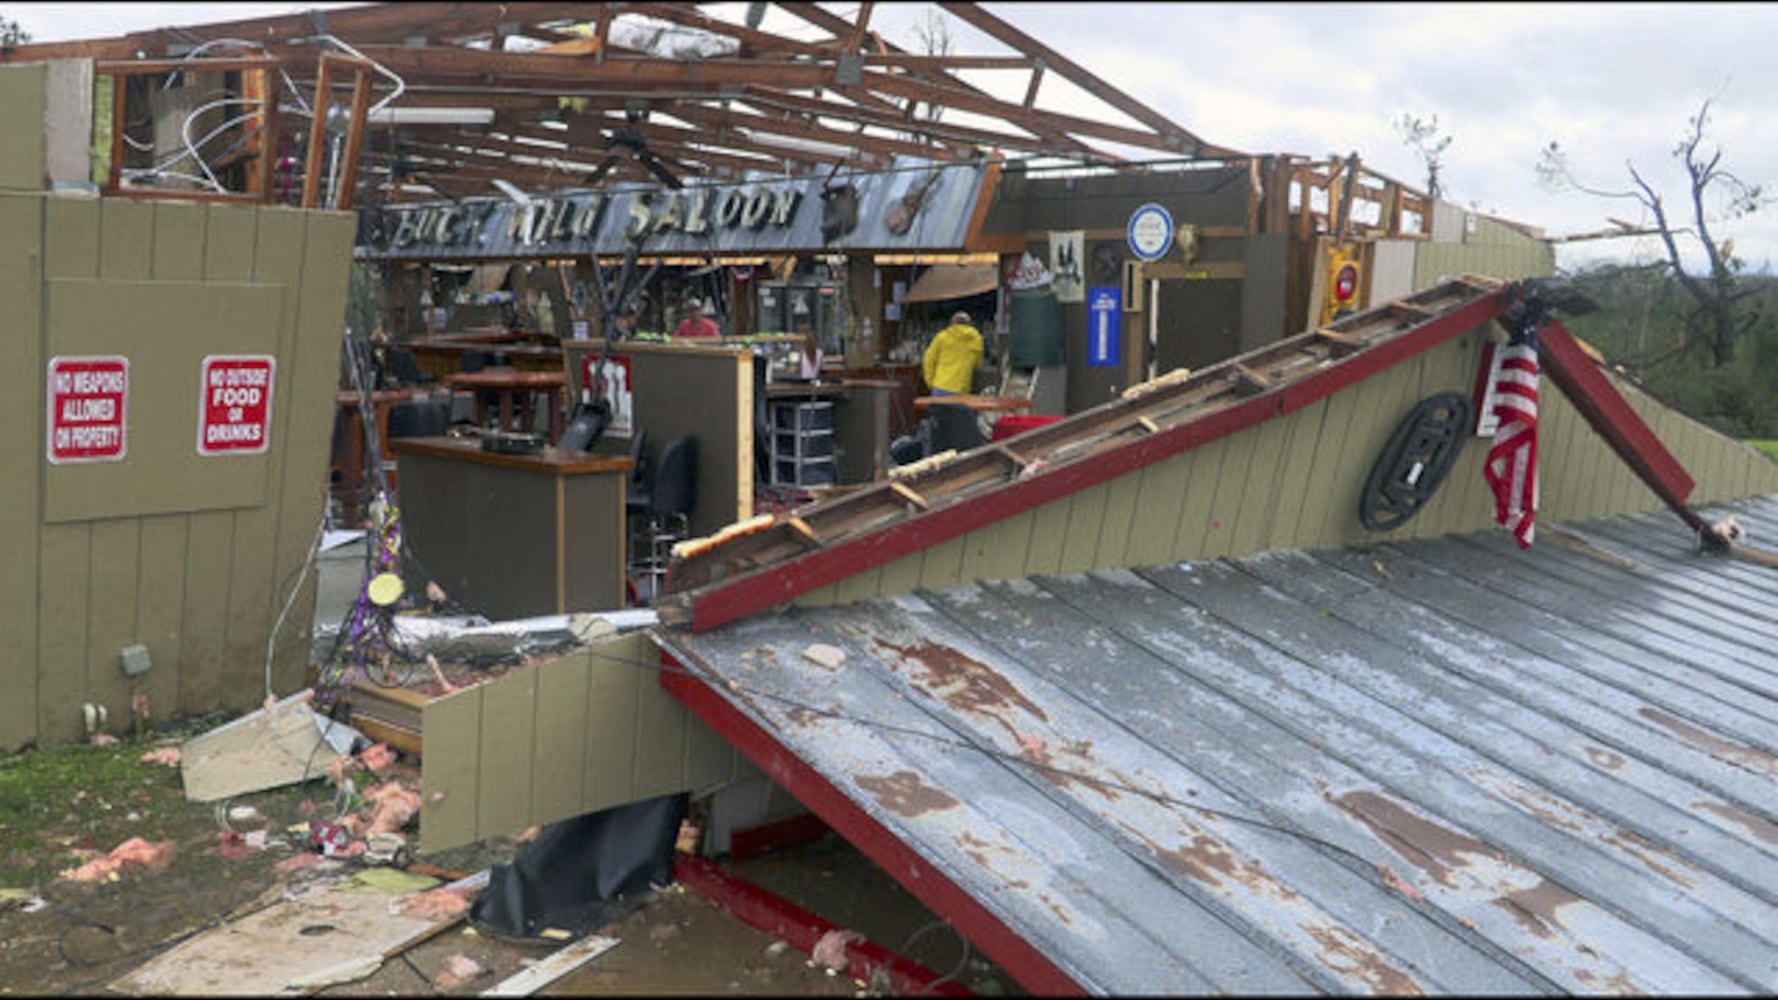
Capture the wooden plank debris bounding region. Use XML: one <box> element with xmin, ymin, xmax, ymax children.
<box><xmin>479</xmin><ymin>934</ymin><xmax>620</xmax><ymax>997</ymax></box>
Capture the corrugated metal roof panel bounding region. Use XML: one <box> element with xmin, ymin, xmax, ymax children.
<box><xmin>658</xmin><ymin>497</ymin><xmax>1778</xmax><ymax>994</ymax></box>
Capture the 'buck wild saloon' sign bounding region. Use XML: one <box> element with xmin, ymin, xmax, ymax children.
<box><xmin>356</xmin><ymin>161</ymin><xmax>989</xmax><ymax>261</ymax></box>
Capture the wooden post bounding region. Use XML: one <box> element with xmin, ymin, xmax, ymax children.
<box><xmin>335</xmin><ymin>59</ymin><xmax>374</xmax><ymax>211</ymax></box>
<box><xmin>300</xmin><ymin>56</ymin><xmax>336</xmax><ymax>209</ymax></box>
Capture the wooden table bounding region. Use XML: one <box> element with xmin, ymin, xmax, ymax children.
<box><xmin>912</xmin><ymin>393</ymin><xmax>1034</xmax><ymax>416</ymax></box>
<box><xmin>441</xmin><ymin>369</ymin><xmax>568</xmax><ymax>439</ymax></box>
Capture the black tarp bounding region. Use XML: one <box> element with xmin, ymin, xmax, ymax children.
<box><xmin>470</xmin><ymin>793</ymin><xmax>687</xmax><ymax>941</ymax></box>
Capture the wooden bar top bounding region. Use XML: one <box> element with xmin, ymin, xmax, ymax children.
<box><xmin>913</xmin><ymin>394</ymin><xmax>1034</xmax><ymax>415</ymax></box>
<box><xmin>392</xmin><ymin>434</ymin><xmax>632</xmax><ymax>475</ymax></box>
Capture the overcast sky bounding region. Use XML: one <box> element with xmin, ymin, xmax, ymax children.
<box><xmin>13</xmin><ymin>2</ymin><xmax>1778</xmax><ymax>274</ymax></box>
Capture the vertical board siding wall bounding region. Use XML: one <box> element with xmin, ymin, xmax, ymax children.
<box><xmin>793</xmin><ymin>325</ymin><xmax>1778</xmax><ymax>609</ymax></box>
<box><xmin>419</xmin><ymin>632</ymin><xmax>748</xmax><ymax>853</ymax></box>
<box><xmin>0</xmin><ymin>190</ymin><xmax>354</xmax><ymax>750</ymax></box>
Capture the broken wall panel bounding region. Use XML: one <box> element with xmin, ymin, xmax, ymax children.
<box><xmin>418</xmin><ymin>633</ymin><xmax>751</xmax><ymax>853</ymax></box>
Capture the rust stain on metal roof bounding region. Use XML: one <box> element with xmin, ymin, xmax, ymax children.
<box><xmin>1585</xmin><ymin>746</ymin><xmax>1626</xmax><ymax>771</ymax></box>
<box><xmin>1694</xmin><ymin>800</ymin><xmax>1778</xmax><ymax>847</ymax></box>
<box><xmin>1303</xmin><ymin>923</ymin><xmax>1425</xmax><ymax>995</ymax></box>
<box><xmin>1467</xmin><ymin>768</ymin><xmax>1588</xmax><ymax>833</ymax></box>
<box><xmin>855</xmin><ymin>770</ymin><xmax>960</xmax><ymax>818</ymax></box>
<box><xmin>1639</xmin><ymin>708</ymin><xmax>1778</xmax><ymax>775</ymax></box>
<box><xmin>1599</xmin><ymin>828</ymin><xmax>1697</xmax><ymax>889</ymax></box>
<box><xmin>1333</xmin><ymin>790</ymin><xmax>1495</xmax><ymax>887</ymax></box>
<box><xmin>1575</xmin><ymin>968</ymin><xmax>1646</xmax><ymax>995</ymax></box>
<box><xmin>1332</xmin><ymin>790</ymin><xmax>1580</xmax><ymax>938</ymax></box>
<box><xmin>873</xmin><ymin>637</ymin><xmax>1050</xmax><ymax>729</ymax></box>
<box><xmin>1036</xmin><ymin>892</ymin><xmax>1076</xmax><ymax>927</ymax></box>
<box><xmin>955</xmin><ymin>831</ymin><xmax>1030</xmax><ymax>889</ymax></box>
<box><xmin>1499</xmin><ymin>878</ymin><xmax>1584</xmax><ymax>941</ymax></box>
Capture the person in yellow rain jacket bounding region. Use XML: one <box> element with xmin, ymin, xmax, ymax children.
<box><xmin>922</xmin><ymin>311</ymin><xmax>983</xmax><ymax>395</ymax></box>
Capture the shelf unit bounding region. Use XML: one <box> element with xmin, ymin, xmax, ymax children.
<box><xmin>769</xmin><ymin>399</ymin><xmax>837</xmax><ymax>488</ymax></box>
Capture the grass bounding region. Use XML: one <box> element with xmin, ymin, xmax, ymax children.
<box><xmin>1748</xmin><ymin>439</ymin><xmax>1778</xmax><ymax>462</ymax></box>
<box><xmin>0</xmin><ymin>714</ymin><xmax>276</xmax><ymax>888</ymax></box>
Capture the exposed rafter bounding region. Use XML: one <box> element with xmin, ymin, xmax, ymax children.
<box><xmin>4</xmin><ymin>2</ymin><xmax>1247</xmax><ymax>200</ymax></box>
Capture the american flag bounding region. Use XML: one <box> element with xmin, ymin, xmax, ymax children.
<box><xmin>1484</xmin><ymin>321</ymin><xmax>1540</xmax><ymax>549</ymax></box>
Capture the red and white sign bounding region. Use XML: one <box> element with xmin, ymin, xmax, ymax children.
<box><xmin>196</xmin><ymin>354</ymin><xmax>276</xmax><ymax>456</ymax></box>
<box><xmin>47</xmin><ymin>355</ymin><xmax>129</xmax><ymax>464</ymax></box>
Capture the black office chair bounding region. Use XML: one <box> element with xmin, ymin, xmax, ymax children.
<box><xmin>628</xmin><ymin>434</ymin><xmax>697</xmax><ymax>605</ymax></box>
<box><xmin>622</xmin><ymin>429</ymin><xmax>651</xmax><ymax>519</ymax></box>
<box><xmin>929</xmin><ymin>403</ymin><xmax>986</xmax><ymax>453</ymax></box>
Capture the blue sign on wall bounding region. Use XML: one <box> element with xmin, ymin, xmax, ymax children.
<box><xmin>1088</xmin><ymin>286</ymin><xmax>1121</xmax><ymax>367</ymax></box>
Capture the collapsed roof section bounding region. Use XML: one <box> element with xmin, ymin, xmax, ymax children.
<box><xmin>657</xmin><ymin>275</ymin><xmax>1778</xmax><ymax>632</ymax></box>
<box><xmin>3</xmin><ymin>2</ymin><xmax>1244</xmax><ymax>203</ymax></box>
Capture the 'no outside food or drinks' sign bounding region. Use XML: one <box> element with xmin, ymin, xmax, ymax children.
<box><xmin>47</xmin><ymin>356</ymin><xmax>129</xmax><ymax>464</ymax></box>
<box><xmin>197</xmin><ymin>355</ymin><xmax>276</xmax><ymax>455</ymax></box>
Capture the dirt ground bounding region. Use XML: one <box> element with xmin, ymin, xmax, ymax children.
<box><xmin>0</xmin><ymin>715</ymin><xmax>1017</xmax><ymax>997</ymax></box>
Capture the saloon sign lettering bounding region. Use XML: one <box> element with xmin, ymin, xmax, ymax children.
<box><xmin>375</xmin><ymin>182</ymin><xmax>805</xmax><ymax>256</ymax></box>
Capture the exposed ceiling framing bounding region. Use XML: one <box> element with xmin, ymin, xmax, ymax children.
<box><xmin>4</xmin><ymin>2</ymin><xmax>1247</xmax><ymax>204</ymax></box>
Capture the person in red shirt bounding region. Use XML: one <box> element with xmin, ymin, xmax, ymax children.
<box><xmin>674</xmin><ymin>297</ymin><xmax>721</xmax><ymax>339</ymax></box>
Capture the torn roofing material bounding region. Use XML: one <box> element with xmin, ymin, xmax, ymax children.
<box><xmin>657</xmin><ymin>497</ymin><xmax>1778</xmax><ymax>995</ymax></box>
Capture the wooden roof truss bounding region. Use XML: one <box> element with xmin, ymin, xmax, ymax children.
<box><xmin>6</xmin><ymin>2</ymin><xmax>1244</xmax><ymax>206</ymax></box>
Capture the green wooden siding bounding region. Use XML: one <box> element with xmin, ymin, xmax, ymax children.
<box><xmin>0</xmin><ymin>177</ymin><xmax>354</xmax><ymax>749</ymax></box>
<box><xmin>418</xmin><ymin>632</ymin><xmax>748</xmax><ymax>853</ymax></box>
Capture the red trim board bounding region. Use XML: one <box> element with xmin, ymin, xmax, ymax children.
<box><xmin>1537</xmin><ymin>320</ymin><xmax>1700</xmax><ymax>528</ymax></box>
<box><xmin>660</xmin><ymin>658</ymin><xmax>1086</xmax><ymax>996</ymax></box>
<box><xmin>673</xmin><ymin>854</ymin><xmax>972</xmax><ymax>997</ymax></box>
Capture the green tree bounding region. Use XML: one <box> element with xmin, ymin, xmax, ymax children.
<box><xmin>1538</xmin><ymin>98</ymin><xmax>1770</xmax><ymax>368</ymax></box>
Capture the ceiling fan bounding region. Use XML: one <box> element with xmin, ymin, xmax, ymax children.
<box><xmin>586</xmin><ymin>108</ymin><xmax>693</xmax><ymax>189</ymax></box>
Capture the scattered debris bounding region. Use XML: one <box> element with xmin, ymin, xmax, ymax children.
<box><xmin>811</xmin><ymin>929</ymin><xmax>865</xmax><ymax>971</ymax></box>
<box><xmin>226</xmin><ymin>805</ymin><xmax>262</xmax><ymax>825</ymax></box>
<box><xmin>396</xmin><ymin>883</ymin><xmax>476</xmax><ymax>921</ymax></box>
<box><xmin>0</xmin><ymin>888</ymin><xmax>45</xmax><ymax>913</ymax></box>
<box><xmin>179</xmin><ymin>689</ymin><xmax>330</xmax><ymax>802</ymax></box>
<box><xmin>765</xmin><ymin>940</ymin><xmax>791</xmax><ymax>957</ymax></box>
<box><xmin>89</xmin><ymin>733</ymin><xmax>119</xmax><ymax>747</ymax></box>
<box><xmin>362</xmin><ymin>831</ymin><xmax>408</xmax><ymax>866</ymax></box>
<box><xmin>61</xmin><ymin>836</ymin><xmax>176</xmax><ymax>883</ymax></box>
<box><xmin>433</xmin><ymin>953</ymin><xmax>485</xmax><ymax>989</ymax></box>
<box><xmin>345</xmin><ymin>867</ymin><xmax>438</xmax><ymax>895</ymax></box>
<box><xmin>802</xmin><ymin>643</ymin><xmax>847</xmax><ymax>670</ymax></box>
<box><xmin>358</xmin><ymin>742</ymin><xmax>399</xmax><ymax>774</ymax></box>
<box><xmin>138</xmin><ymin>746</ymin><xmax>182</xmax><ymax>768</ymax></box>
